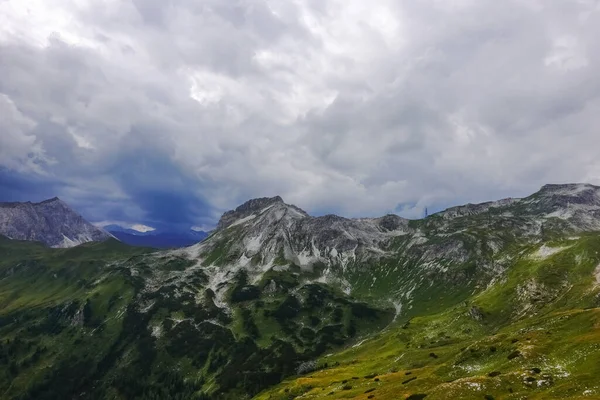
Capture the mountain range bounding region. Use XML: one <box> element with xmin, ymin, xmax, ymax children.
<box><xmin>0</xmin><ymin>183</ymin><xmax>599</xmax><ymax>399</ymax></box>
<box><xmin>103</xmin><ymin>225</ymin><xmax>209</xmax><ymax>249</ymax></box>
<box><xmin>0</xmin><ymin>198</ymin><xmax>208</xmax><ymax>249</ymax></box>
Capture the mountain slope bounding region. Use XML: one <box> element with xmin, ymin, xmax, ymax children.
<box><xmin>0</xmin><ymin>235</ymin><xmax>392</xmax><ymax>400</ymax></box>
<box><xmin>186</xmin><ymin>184</ymin><xmax>600</xmax><ymax>313</ymax></box>
<box><xmin>0</xmin><ymin>184</ymin><xmax>599</xmax><ymax>399</ymax></box>
<box><xmin>0</xmin><ymin>197</ymin><xmax>111</xmax><ymax>248</ymax></box>
<box><xmin>257</xmin><ymin>235</ymin><xmax>600</xmax><ymax>399</ymax></box>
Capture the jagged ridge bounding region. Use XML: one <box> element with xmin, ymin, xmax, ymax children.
<box><xmin>189</xmin><ymin>183</ymin><xmax>600</xmax><ymax>308</ymax></box>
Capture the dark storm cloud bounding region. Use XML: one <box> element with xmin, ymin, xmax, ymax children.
<box><xmin>1</xmin><ymin>0</ymin><xmax>600</xmax><ymax>228</ymax></box>
<box><xmin>0</xmin><ymin>168</ymin><xmax>62</xmax><ymax>203</ymax></box>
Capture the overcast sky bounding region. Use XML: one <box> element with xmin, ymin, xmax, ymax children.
<box><xmin>1</xmin><ymin>0</ymin><xmax>600</xmax><ymax>230</ymax></box>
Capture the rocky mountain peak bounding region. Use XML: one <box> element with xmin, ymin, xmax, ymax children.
<box><xmin>0</xmin><ymin>197</ymin><xmax>111</xmax><ymax>248</ymax></box>
<box><xmin>534</xmin><ymin>183</ymin><xmax>600</xmax><ymax>198</ymax></box>
<box><xmin>376</xmin><ymin>214</ymin><xmax>409</xmax><ymax>231</ymax></box>
<box><xmin>233</xmin><ymin>196</ymin><xmax>284</xmax><ymax>213</ymax></box>
<box><xmin>39</xmin><ymin>196</ymin><xmax>62</xmax><ymax>204</ymax></box>
<box><xmin>216</xmin><ymin>196</ymin><xmax>308</xmax><ymax>230</ymax></box>
<box><xmin>437</xmin><ymin>197</ymin><xmax>518</xmax><ymax>219</ymax></box>
<box><xmin>196</xmin><ymin>183</ymin><xmax>600</xmax><ymax>285</ymax></box>
<box><xmin>525</xmin><ymin>183</ymin><xmax>600</xmax><ymax>216</ymax></box>
<box><xmin>539</xmin><ymin>182</ymin><xmax>598</xmax><ymax>192</ymax></box>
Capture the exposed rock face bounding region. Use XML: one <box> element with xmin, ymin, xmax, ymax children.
<box><xmin>216</xmin><ymin>196</ymin><xmax>299</xmax><ymax>230</ymax></box>
<box><xmin>0</xmin><ymin>197</ymin><xmax>111</xmax><ymax>248</ymax></box>
<box><xmin>197</xmin><ymin>198</ymin><xmax>411</xmax><ymax>267</ymax></box>
<box><xmin>181</xmin><ymin>183</ymin><xmax>600</xmax><ymax>310</ymax></box>
<box><xmin>469</xmin><ymin>306</ymin><xmax>484</xmax><ymax>321</ymax></box>
<box><xmin>200</xmin><ymin>184</ymin><xmax>600</xmax><ymax>268</ymax></box>
<box><xmin>436</xmin><ymin>184</ymin><xmax>600</xmax><ymax>222</ymax></box>
<box><xmin>439</xmin><ymin>198</ymin><xmax>518</xmax><ymax>219</ymax></box>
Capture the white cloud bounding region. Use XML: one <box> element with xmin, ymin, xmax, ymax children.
<box><xmin>1</xmin><ymin>0</ymin><xmax>600</xmax><ymax>225</ymax></box>
<box><xmin>191</xmin><ymin>225</ymin><xmax>212</xmax><ymax>232</ymax></box>
<box><xmin>544</xmin><ymin>35</ymin><xmax>589</xmax><ymax>71</ymax></box>
<box><xmin>0</xmin><ymin>94</ymin><xmax>53</xmax><ymax>174</ymax></box>
<box><xmin>94</xmin><ymin>221</ymin><xmax>155</xmax><ymax>232</ymax></box>
<box><xmin>130</xmin><ymin>224</ymin><xmax>155</xmax><ymax>233</ymax></box>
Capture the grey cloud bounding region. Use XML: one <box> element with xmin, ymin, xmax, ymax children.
<box><xmin>0</xmin><ymin>94</ymin><xmax>47</xmax><ymax>173</ymax></box>
<box><xmin>0</xmin><ymin>0</ymin><xmax>600</xmax><ymax>226</ymax></box>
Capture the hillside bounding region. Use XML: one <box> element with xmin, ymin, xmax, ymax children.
<box><xmin>0</xmin><ymin>184</ymin><xmax>599</xmax><ymax>399</ymax></box>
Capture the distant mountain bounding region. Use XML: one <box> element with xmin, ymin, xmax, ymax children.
<box><xmin>0</xmin><ymin>197</ymin><xmax>111</xmax><ymax>248</ymax></box>
<box><xmin>101</xmin><ymin>224</ymin><xmax>155</xmax><ymax>236</ymax></box>
<box><xmin>105</xmin><ymin>226</ymin><xmax>209</xmax><ymax>248</ymax></box>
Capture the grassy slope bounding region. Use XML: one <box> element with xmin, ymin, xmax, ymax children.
<box><xmin>255</xmin><ymin>235</ymin><xmax>600</xmax><ymax>400</ymax></box>
<box><xmin>0</xmin><ymin>237</ymin><xmax>396</xmax><ymax>399</ymax></box>
<box><xmin>0</xmin><ymin>237</ymin><xmax>155</xmax><ymax>399</ymax></box>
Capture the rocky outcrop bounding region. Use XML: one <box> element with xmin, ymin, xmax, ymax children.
<box><xmin>0</xmin><ymin>197</ymin><xmax>111</xmax><ymax>248</ymax></box>
<box><xmin>469</xmin><ymin>306</ymin><xmax>484</xmax><ymax>321</ymax></box>
<box><xmin>216</xmin><ymin>196</ymin><xmax>308</xmax><ymax>230</ymax></box>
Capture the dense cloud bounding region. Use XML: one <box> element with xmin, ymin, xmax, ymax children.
<box><xmin>1</xmin><ymin>0</ymin><xmax>599</xmax><ymax>228</ymax></box>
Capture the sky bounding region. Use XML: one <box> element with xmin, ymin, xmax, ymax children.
<box><xmin>1</xmin><ymin>0</ymin><xmax>600</xmax><ymax>231</ymax></box>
